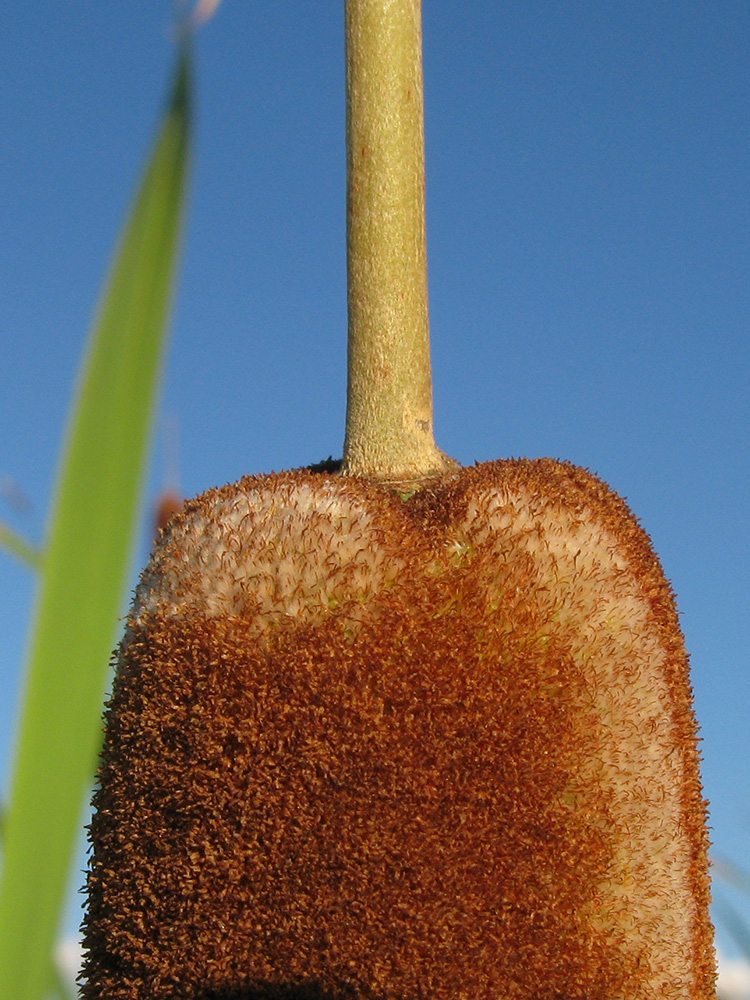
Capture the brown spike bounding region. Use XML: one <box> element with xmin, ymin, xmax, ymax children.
<box><xmin>81</xmin><ymin>460</ymin><xmax>716</xmax><ymax>999</ymax></box>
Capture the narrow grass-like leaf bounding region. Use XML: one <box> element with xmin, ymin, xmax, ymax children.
<box><xmin>713</xmin><ymin>896</ymin><xmax>750</xmax><ymax>962</ymax></box>
<box><xmin>0</xmin><ymin>46</ymin><xmax>191</xmax><ymax>1000</ymax></box>
<box><xmin>714</xmin><ymin>857</ymin><xmax>750</xmax><ymax>896</ymax></box>
<box><xmin>0</xmin><ymin>520</ymin><xmax>44</xmax><ymax>570</ymax></box>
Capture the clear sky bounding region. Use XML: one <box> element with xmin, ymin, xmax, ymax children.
<box><xmin>2</xmin><ymin>1</ymin><xmax>749</xmax><ymax>990</ymax></box>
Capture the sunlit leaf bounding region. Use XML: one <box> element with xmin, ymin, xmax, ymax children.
<box><xmin>0</xmin><ymin>45</ymin><xmax>191</xmax><ymax>1000</ymax></box>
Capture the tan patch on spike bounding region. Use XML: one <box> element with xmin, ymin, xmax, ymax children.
<box><xmin>135</xmin><ymin>473</ymin><xmax>421</xmax><ymax>633</ymax></box>
<box><xmin>454</xmin><ymin>474</ymin><xmax>700</xmax><ymax>996</ymax></box>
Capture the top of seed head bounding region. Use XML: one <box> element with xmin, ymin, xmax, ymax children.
<box><xmin>134</xmin><ymin>471</ymin><xmax>419</xmax><ymax>633</ymax></box>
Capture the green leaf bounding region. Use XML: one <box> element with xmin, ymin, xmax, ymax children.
<box><xmin>0</xmin><ymin>45</ymin><xmax>191</xmax><ymax>999</ymax></box>
<box><xmin>0</xmin><ymin>520</ymin><xmax>43</xmax><ymax>570</ymax></box>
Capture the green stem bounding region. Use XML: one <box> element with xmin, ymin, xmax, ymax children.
<box><xmin>342</xmin><ymin>0</ymin><xmax>454</xmax><ymax>482</ymax></box>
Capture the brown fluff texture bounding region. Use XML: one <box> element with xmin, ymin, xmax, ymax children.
<box><xmin>81</xmin><ymin>458</ymin><xmax>716</xmax><ymax>1000</ymax></box>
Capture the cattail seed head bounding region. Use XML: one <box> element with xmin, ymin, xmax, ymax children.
<box><xmin>82</xmin><ymin>459</ymin><xmax>716</xmax><ymax>999</ymax></box>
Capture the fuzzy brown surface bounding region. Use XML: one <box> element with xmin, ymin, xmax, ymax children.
<box><xmin>82</xmin><ymin>459</ymin><xmax>716</xmax><ymax>999</ymax></box>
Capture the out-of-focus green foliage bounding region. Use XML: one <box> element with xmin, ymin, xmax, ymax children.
<box><xmin>0</xmin><ymin>45</ymin><xmax>191</xmax><ymax>1000</ymax></box>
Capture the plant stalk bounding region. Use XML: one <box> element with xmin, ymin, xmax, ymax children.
<box><xmin>342</xmin><ymin>0</ymin><xmax>454</xmax><ymax>482</ymax></box>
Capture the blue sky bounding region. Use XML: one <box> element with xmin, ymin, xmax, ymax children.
<box><xmin>2</xmin><ymin>1</ymin><xmax>749</xmax><ymax>987</ymax></box>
